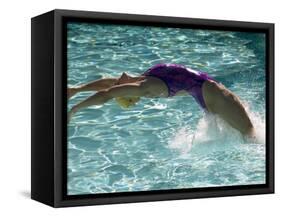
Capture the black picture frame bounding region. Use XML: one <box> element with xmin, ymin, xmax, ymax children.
<box><xmin>31</xmin><ymin>9</ymin><xmax>274</xmax><ymax>208</ymax></box>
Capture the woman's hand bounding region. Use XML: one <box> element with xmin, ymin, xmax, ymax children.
<box><xmin>68</xmin><ymin>88</ymin><xmax>78</xmax><ymax>100</ymax></box>
<box><xmin>68</xmin><ymin>106</ymin><xmax>78</xmax><ymax>124</ymax></box>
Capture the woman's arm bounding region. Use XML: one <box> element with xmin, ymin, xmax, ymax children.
<box><xmin>68</xmin><ymin>78</ymin><xmax>118</xmax><ymax>99</ymax></box>
<box><xmin>68</xmin><ymin>82</ymin><xmax>148</xmax><ymax>122</ymax></box>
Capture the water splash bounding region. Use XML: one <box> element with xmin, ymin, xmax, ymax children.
<box><xmin>168</xmin><ymin>110</ymin><xmax>265</xmax><ymax>156</ymax></box>
<box><xmin>245</xmin><ymin>104</ymin><xmax>265</xmax><ymax>144</ymax></box>
<box><xmin>168</xmin><ymin>127</ymin><xmax>194</xmax><ymax>154</ymax></box>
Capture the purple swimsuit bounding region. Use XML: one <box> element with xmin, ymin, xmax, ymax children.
<box><xmin>142</xmin><ymin>63</ymin><xmax>214</xmax><ymax>109</ymax></box>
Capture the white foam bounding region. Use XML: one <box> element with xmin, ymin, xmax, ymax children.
<box><xmin>244</xmin><ymin>105</ymin><xmax>266</xmax><ymax>145</ymax></box>
<box><xmin>168</xmin><ymin>127</ymin><xmax>194</xmax><ymax>154</ymax></box>
<box><xmin>168</xmin><ymin>106</ymin><xmax>265</xmax><ymax>156</ymax></box>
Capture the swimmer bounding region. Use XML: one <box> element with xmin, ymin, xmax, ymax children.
<box><xmin>68</xmin><ymin>63</ymin><xmax>255</xmax><ymax>137</ymax></box>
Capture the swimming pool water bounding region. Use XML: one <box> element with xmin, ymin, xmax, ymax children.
<box><xmin>67</xmin><ymin>22</ymin><xmax>266</xmax><ymax>195</ymax></box>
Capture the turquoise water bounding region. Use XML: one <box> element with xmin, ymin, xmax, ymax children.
<box><xmin>67</xmin><ymin>22</ymin><xmax>266</xmax><ymax>195</ymax></box>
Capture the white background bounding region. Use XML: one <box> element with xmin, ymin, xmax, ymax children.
<box><xmin>0</xmin><ymin>0</ymin><xmax>279</xmax><ymax>216</ymax></box>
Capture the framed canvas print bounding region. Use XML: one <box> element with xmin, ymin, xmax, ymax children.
<box><xmin>31</xmin><ymin>9</ymin><xmax>274</xmax><ymax>207</ymax></box>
